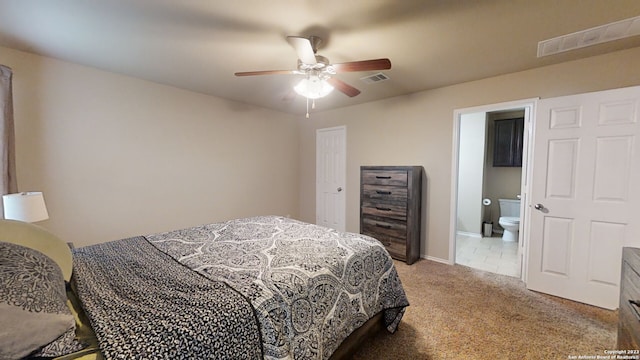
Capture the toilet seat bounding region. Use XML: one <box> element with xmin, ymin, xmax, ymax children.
<box><xmin>499</xmin><ymin>216</ymin><xmax>520</xmax><ymax>225</ymax></box>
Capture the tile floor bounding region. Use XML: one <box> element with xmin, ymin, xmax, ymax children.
<box><xmin>455</xmin><ymin>233</ymin><xmax>521</xmax><ymax>278</ymax></box>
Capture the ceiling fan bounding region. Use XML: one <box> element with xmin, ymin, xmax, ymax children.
<box><xmin>234</xmin><ymin>36</ymin><xmax>392</xmax><ymax>100</ymax></box>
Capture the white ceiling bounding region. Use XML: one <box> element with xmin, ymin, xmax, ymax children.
<box><xmin>1</xmin><ymin>0</ymin><xmax>640</xmax><ymax>115</ymax></box>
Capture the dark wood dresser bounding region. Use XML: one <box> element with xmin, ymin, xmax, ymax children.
<box><xmin>360</xmin><ymin>166</ymin><xmax>422</xmax><ymax>265</ymax></box>
<box><xmin>619</xmin><ymin>247</ymin><xmax>640</xmax><ymax>350</ymax></box>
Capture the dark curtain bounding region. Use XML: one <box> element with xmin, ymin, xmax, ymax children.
<box><xmin>0</xmin><ymin>65</ymin><xmax>18</xmax><ymax>217</ymax></box>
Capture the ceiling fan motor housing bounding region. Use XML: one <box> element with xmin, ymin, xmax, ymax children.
<box><xmin>298</xmin><ymin>55</ymin><xmax>330</xmax><ymax>71</ymax></box>
<box><xmin>308</xmin><ymin>35</ymin><xmax>322</xmax><ymax>53</ymax></box>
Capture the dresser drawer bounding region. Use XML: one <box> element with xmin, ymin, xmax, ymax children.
<box><xmin>362</xmin><ymin>185</ymin><xmax>408</xmax><ymax>202</ymax></box>
<box><xmin>622</xmin><ymin>260</ymin><xmax>640</xmax><ymax>300</ymax></box>
<box><xmin>366</xmin><ymin>233</ymin><xmax>407</xmax><ymax>261</ymax></box>
<box><xmin>361</xmin><ymin>202</ymin><xmax>407</xmax><ymax>221</ymax></box>
<box><xmin>361</xmin><ymin>216</ymin><xmax>407</xmax><ymax>239</ymax></box>
<box><xmin>362</xmin><ymin>170</ymin><xmax>408</xmax><ymax>186</ymax></box>
<box><xmin>619</xmin><ymin>260</ymin><xmax>640</xmax><ymax>349</ymax></box>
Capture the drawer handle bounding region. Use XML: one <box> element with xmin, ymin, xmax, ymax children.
<box><xmin>629</xmin><ymin>300</ymin><xmax>640</xmax><ymax>321</ymax></box>
<box><xmin>375</xmin><ymin>206</ymin><xmax>392</xmax><ymax>211</ymax></box>
<box><xmin>376</xmin><ymin>176</ymin><xmax>392</xmax><ymax>179</ymax></box>
<box><xmin>375</xmin><ymin>223</ymin><xmax>392</xmax><ymax>229</ymax></box>
<box><xmin>376</xmin><ymin>191</ymin><xmax>392</xmax><ymax>195</ymax></box>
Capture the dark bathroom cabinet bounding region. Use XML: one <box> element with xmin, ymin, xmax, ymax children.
<box><xmin>493</xmin><ymin>117</ymin><xmax>524</xmax><ymax>167</ymax></box>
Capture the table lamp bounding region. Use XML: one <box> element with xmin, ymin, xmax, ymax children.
<box><xmin>2</xmin><ymin>191</ymin><xmax>49</xmax><ymax>222</ymax></box>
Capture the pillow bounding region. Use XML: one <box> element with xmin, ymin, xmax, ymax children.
<box><xmin>0</xmin><ymin>241</ymin><xmax>85</xmax><ymax>359</ymax></box>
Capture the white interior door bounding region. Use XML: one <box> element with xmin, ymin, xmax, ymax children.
<box><xmin>527</xmin><ymin>86</ymin><xmax>640</xmax><ymax>309</ymax></box>
<box><xmin>456</xmin><ymin>112</ymin><xmax>487</xmax><ymax>237</ymax></box>
<box><xmin>316</xmin><ymin>126</ymin><xmax>346</xmax><ymax>231</ymax></box>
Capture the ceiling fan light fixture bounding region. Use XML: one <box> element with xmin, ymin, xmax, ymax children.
<box><xmin>294</xmin><ymin>75</ymin><xmax>334</xmax><ymax>99</ymax></box>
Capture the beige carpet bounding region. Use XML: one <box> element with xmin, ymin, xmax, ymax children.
<box><xmin>352</xmin><ymin>259</ymin><xmax>617</xmax><ymax>359</ymax></box>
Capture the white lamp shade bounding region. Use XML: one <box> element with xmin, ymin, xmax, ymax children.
<box><xmin>3</xmin><ymin>192</ymin><xmax>49</xmax><ymax>222</ymax></box>
<box><xmin>294</xmin><ymin>76</ymin><xmax>334</xmax><ymax>99</ymax></box>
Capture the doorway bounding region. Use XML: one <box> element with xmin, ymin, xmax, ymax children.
<box><xmin>449</xmin><ymin>99</ymin><xmax>536</xmax><ymax>280</ymax></box>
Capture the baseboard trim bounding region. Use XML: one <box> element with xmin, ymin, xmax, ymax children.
<box><xmin>421</xmin><ymin>255</ymin><xmax>452</xmax><ymax>265</ymax></box>
<box><xmin>456</xmin><ymin>231</ymin><xmax>482</xmax><ymax>238</ymax></box>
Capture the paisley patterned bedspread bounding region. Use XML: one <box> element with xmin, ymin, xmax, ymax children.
<box><xmin>73</xmin><ymin>216</ymin><xmax>408</xmax><ymax>359</ymax></box>
<box><xmin>146</xmin><ymin>216</ymin><xmax>409</xmax><ymax>359</ymax></box>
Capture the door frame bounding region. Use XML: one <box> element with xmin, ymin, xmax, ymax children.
<box><xmin>316</xmin><ymin>125</ymin><xmax>347</xmax><ymax>231</ymax></box>
<box><xmin>449</xmin><ymin>98</ymin><xmax>537</xmax><ymax>281</ymax></box>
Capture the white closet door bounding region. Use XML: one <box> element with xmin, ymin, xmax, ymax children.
<box><xmin>316</xmin><ymin>126</ymin><xmax>346</xmax><ymax>231</ymax></box>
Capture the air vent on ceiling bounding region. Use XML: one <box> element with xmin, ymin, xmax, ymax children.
<box><xmin>537</xmin><ymin>15</ymin><xmax>640</xmax><ymax>57</ymax></box>
<box><xmin>360</xmin><ymin>72</ymin><xmax>390</xmax><ymax>84</ymax></box>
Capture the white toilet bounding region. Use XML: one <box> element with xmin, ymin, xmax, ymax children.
<box><xmin>498</xmin><ymin>199</ymin><xmax>520</xmax><ymax>242</ymax></box>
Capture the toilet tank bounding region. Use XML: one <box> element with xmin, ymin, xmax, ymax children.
<box><xmin>499</xmin><ymin>199</ymin><xmax>521</xmax><ymax>217</ymax></box>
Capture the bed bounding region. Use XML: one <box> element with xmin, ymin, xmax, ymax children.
<box><xmin>0</xmin><ymin>215</ymin><xmax>409</xmax><ymax>359</ymax></box>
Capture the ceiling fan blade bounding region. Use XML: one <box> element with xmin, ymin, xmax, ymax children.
<box><xmin>286</xmin><ymin>36</ymin><xmax>317</xmax><ymax>65</ymax></box>
<box><xmin>331</xmin><ymin>58</ymin><xmax>391</xmax><ymax>73</ymax></box>
<box><xmin>235</xmin><ymin>70</ymin><xmax>296</xmax><ymax>76</ymax></box>
<box><xmin>326</xmin><ymin>78</ymin><xmax>361</xmax><ymax>97</ymax></box>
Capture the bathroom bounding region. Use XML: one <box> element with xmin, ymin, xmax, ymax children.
<box><xmin>455</xmin><ymin>109</ymin><xmax>524</xmax><ymax>277</ymax></box>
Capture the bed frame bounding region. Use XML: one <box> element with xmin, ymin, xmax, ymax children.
<box><xmin>330</xmin><ymin>312</ymin><xmax>384</xmax><ymax>359</ymax></box>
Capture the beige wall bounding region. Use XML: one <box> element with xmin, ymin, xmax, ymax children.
<box><xmin>3</xmin><ymin>45</ymin><xmax>640</xmax><ymax>257</ymax></box>
<box><xmin>299</xmin><ymin>47</ymin><xmax>640</xmax><ymax>262</ymax></box>
<box><xmin>0</xmin><ymin>46</ymin><xmax>300</xmax><ymax>247</ymax></box>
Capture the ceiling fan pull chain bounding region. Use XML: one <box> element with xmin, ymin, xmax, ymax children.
<box><xmin>312</xmin><ymin>99</ymin><xmax>316</xmax><ymax>109</ymax></box>
<box><xmin>306</xmin><ymin>97</ymin><xmax>310</xmax><ymax>118</ymax></box>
